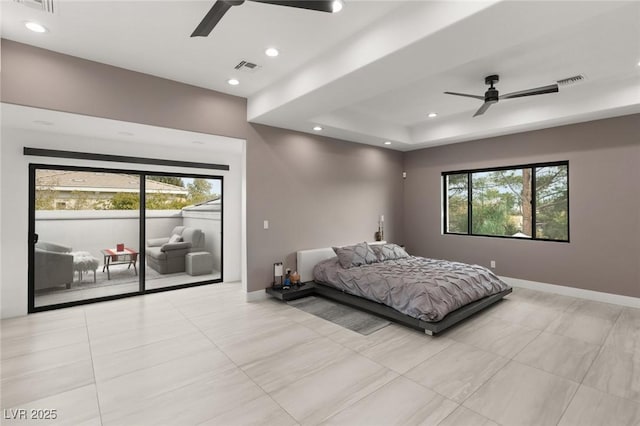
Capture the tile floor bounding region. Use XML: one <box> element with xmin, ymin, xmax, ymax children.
<box><xmin>2</xmin><ymin>284</ymin><xmax>640</xmax><ymax>425</ymax></box>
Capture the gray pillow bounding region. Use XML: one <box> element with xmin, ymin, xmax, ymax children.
<box><xmin>333</xmin><ymin>242</ymin><xmax>378</xmax><ymax>269</ymax></box>
<box><xmin>372</xmin><ymin>243</ymin><xmax>409</xmax><ymax>261</ymax></box>
<box><xmin>168</xmin><ymin>234</ymin><xmax>182</xmax><ymax>243</ymax></box>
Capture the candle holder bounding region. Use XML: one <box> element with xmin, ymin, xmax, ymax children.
<box><xmin>273</xmin><ymin>262</ymin><xmax>283</xmax><ymax>288</ymax></box>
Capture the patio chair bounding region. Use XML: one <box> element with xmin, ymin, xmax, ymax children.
<box><xmin>146</xmin><ymin>226</ymin><xmax>205</xmax><ymax>274</ymax></box>
<box><xmin>34</xmin><ymin>241</ymin><xmax>74</xmax><ymax>290</ymax></box>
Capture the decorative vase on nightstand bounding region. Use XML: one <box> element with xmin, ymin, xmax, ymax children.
<box><xmin>374</xmin><ymin>225</ymin><xmax>384</xmax><ymax>241</ymax></box>
<box><xmin>375</xmin><ymin>215</ymin><xmax>385</xmax><ymax>241</ymax></box>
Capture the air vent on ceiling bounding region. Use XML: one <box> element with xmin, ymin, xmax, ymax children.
<box><xmin>12</xmin><ymin>0</ymin><xmax>54</xmax><ymax>14</ymax></box>
<box><xmin>234</xmin><ymin>60</ymin><xmax>261</xmax><ymax>73</ymax></box>
<box><xmin>557</xmin><ymin>74</ymin><xmax>586</xmax><ymax>86</ymax></box>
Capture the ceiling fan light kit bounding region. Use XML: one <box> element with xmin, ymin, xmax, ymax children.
<box><xmin>445</xmin><ymin>74</ymin><xmax>559</xmax><ymax>117</ymax></box>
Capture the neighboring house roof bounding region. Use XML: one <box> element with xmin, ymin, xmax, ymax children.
<box><xmin>182</xmin><ymin>198</ymin><xmax>221</xmax><ymax>212</ymax></box>
<box><xmin>35</xmin><ymin>170</ymin><xmax>188</xmax><ymax>194</ymax></box>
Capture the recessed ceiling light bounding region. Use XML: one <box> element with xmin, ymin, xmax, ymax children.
<box><xmin>427</xmin><ymin>112</ymin><xmax>438</xmax><ymax>118</ymax></box>
<box><xmin>227</xmin><ymin>78</ymin><xmax>240</xmax><ymax>86</ymax></box>
<box><xmin>265</xmin><ymin>47</ymin><xmax>279</xmax><ymax>57</ymax></box>
<box><xmin>118</xmin><ymin>131</ymin><xmax>134</xmax><ymax>136</ymax></box>
<box><xmin>192</xmin><ymin>141</ymin><xmax>204</xmax><ymax>145</ymax></box>
<box><xmin>384</xmin><ymin>141</ymin><xmax>392</xmax><ymax>145</ymax></box>
<box><xmin>332</xmin><ymin>0</ymin><xmax>343</xmax><ymax>13</ymax></box>
<box><xmin>25</xmin><ymin>21</ymin><xmax>47</xmax><ymax>33</ymax></box>
<box><xmin>313</xmin><ymin>126</ymin><xmax>323</xmax><ymax>131</ymax></box>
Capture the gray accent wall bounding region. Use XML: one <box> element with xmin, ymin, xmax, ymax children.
<box><xmin>403</xmin><ymin>114</ymin><xmax>640</xmax><ymax>298</ymax></box>
<box><xmin>246</xmin><ymin>124</ymin><xmax>404</xmax><ymax>290</ymax></box>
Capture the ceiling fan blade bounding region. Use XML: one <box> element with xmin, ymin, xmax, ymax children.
<box><xmin>444</xmin><ymin>91</ymin><xmax>485</xmax><ymax>100</ymax></box>
<box><xmin>473</xmin><ymin>101</ymin><xmax>495</xmax><ymax>117</ymax></box>
<box><xmin>249</xmin><ymin>0</ymin><xmax>334</xmax><ymax>13</ymax></box>
<box><xmin>500</xmin><ymin>84</ymin><xmax>559</xmax><ymax>100</ymax></box>
<box><xmin>191</xmin><ymin>1</ymin><xmax>235</xmax><ymax>37</ymax></box>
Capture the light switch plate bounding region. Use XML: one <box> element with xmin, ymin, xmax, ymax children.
<box><xmin>263</xmin><ymin>220</ymin><xmax>269</xmax><ymax>230</ymax></box>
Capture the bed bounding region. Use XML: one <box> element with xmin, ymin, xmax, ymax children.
<box><xmin>296</xmin><ymin>242</ymin><xmax>512</xmax><ymax>335</ymax></box>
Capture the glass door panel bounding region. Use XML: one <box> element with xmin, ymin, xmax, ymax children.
<box><xmin>33</xmin><ymin>168</ymin><xmax>140</xmax><ymax>308</ymax></box>
<box><xmin>144</xmin><ymin>175</ymin><xmax>222</xmax><ymax>290</ymax></box>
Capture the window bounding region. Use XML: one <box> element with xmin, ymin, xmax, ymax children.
<box><xmin>443</xmin><ymin>161</ymin><xmax>568</xmax><ymax>242</ymax></box>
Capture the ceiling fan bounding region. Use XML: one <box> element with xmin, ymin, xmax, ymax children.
<box><xmin>191</xmin><ymin>0</ymin><xmax>339</xmax><ymax>37</ymax></box>
<box><xmin>444</xmin><ymin>75</ymin><xmax>559</xmax><ymax>117</ymax></box>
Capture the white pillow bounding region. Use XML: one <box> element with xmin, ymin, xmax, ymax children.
<box><xmin>168</xmin><ymin>234</ymin><xmax>182</xmax><ymax>244</ymax></box>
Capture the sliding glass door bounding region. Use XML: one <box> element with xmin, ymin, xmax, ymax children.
<box><xmin>29</xmin><ymin>165</ymin><xmax>223</xmax><ymax>311</ymax></box>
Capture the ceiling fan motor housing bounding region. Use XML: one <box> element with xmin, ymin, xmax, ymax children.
<box><xmin>484</xmin><ymin>75</ymin><xmax>500</xmax><ymax>102</ymax></box>
<box><xmin>485</xmin><ymin>88</ymin><xmax>499</xmax><ymax>102</ymax></box>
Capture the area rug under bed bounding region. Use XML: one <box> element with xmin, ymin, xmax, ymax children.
<box><xmin>287</xmin><ymin>295</ymin><xmax>391</xmax><ymax>335</ymax></box>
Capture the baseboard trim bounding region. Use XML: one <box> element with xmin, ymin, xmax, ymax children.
<box><xmin>246</xmin><ymin>289</ymin><xmax>269</xmax><ymax>303</ymax></box>
<box><xmin>500</xmin><ymin>276</ymin><xmax>640</xmax><ymax>309</ymax></box>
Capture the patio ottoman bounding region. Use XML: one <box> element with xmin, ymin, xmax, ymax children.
<box><xmin>71</xmin><ymin>251</ymin><xmax>100</xmax><ymax>285</ymax></box>
<box><xmin>186</xmin><ymin>251</ymin><xmax>213</xmax><ymax>276</ymax></box>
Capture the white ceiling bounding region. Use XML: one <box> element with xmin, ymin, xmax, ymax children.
<box><xmin>2</xmin><ymin>0</ymin><xmax>639</xmax><ymax>151</ymax></box>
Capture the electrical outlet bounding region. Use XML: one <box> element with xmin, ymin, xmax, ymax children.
<box><xmin>490</xmin><ymin>260</ymin><xmax>496</xmax><ymax>268</ymax></box>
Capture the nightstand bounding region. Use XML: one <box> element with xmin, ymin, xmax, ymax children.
<box><xmin>265</xmin><ymin>282</ymin><xmax>316</xmax><ymax>301</ymax></box>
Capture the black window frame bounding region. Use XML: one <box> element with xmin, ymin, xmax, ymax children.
<box><xmin>442</xmin><ymin>161</ymin><xmax>569</xmax><ymax>243</ymax></box>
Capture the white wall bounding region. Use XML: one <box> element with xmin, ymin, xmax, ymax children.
<box><xmin>36</xmin><ymin>212</ymin><xmax>141</xmax><ymax>260</ymax></box>
<box><xmin>1</xmin><ymin>107</ymin><xmax>245</xmax><ymax>318</ymax></box>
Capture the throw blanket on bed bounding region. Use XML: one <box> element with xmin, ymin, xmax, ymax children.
<box><xmin>313</xmin><ymin>256</ymin><xmax>510</xmax><ymax>322</ymax></box>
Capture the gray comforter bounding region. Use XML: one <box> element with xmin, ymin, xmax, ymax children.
<box><xmin>313</xmin><ymin>256</ymin><xmax>510</xmax><ymax>322</ymax></box>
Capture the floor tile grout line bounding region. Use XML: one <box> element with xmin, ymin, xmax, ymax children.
<box><xmin>553</xmin><ymin>374</ymin><xmax>582</xmax><ymax>426</ymax></box>
<box><xmin>511</xmin><ymin>331</ymin><xmax>603</xmax><ymax>385</ymax></box>
<box><xmin>509</xmin><ymin>328</ymin><xmax>543</xmax><ymax>360</ymax></box>
<box><xmin>457</xmin><ymin>357</ymin><xmax>580</xmax><ymax>426</ymax></box>
<box><xmin>83</xmin><ymin>309</ymin><xmax>105</xmax><ymax>426</ymax></box>
<box><xmin>437</xmin><ymin>404</ymin><xmax>499</xmax><ymax>426</ymax></box>
<box><xmin>84</xmin><ymin>295</ymin><xmax>223</xmax><ymax>384</ymax></box>
<box><xmin>399</xmin><ymin>373</ymin><xmax>462</xmax><ymax>406</ymax></box>
<box><xmin>318</xmin><ymin>374</ymin><xmax>424</xmax><ymax>425</ymax></box>
<box><xmin>357</xmin><ymin>334</ymin><xmax>455</xmax><ymax>376</ymax></box>
<box><xmin>433</xmin><ymin>404</ymin><xmax>462</xmax><ymax>426</ymax></box>
<box><xmin>94</xmin><ymin>293</ymin><xmax>255</xmax><ymax>421</ymax></box>
<box><xmin>167</xmin><ymin>295</ymin><xmax>304</xmax><ymax>425</ymax></box>
<box><xmin>569</xmin><ymin>306</ymin><xmax>640</xmax><ymax>408</ymax></box>
<box><xmin>579</xmin><ymin>305</ymin><xmax>626</xmax><ymax>386</ymax></box>
<box><xmin>193</xmin><ymin>297</ymin><xmax>406</xmax><ymax>425</ymax></box>
<box><xmin>307</xmin><ymin>365</ymin><xmax>400</xmax><ymax>425</ymax></box>
<box><xmin>445</xmin><ymin>318</ymin><xmax>541</xmax><ymax>361</ymax></box>
<box><xmin>578</xmin><ymin>382</ymin><xmax>640</xmax><ymax>406</ymax></box>
<box><xmin>87</xmin><ymin>333</ymin><xmax>216</xmax><ymax>384</ymax></box>
<box><xmin>452</xmin><ymin>356</ymin><xmax>513</xmax><ymax>408</ymax></box>
<box><xmin>0</xmin><ymin>327</ymin><xmax>92</xmax><ymax>362</ymax></box>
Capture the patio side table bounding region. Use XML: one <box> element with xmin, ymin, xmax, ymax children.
<box><xmin>101</xmin><ymin>248</ymin><xmax>138</xmax><ymax>280</ymax></box>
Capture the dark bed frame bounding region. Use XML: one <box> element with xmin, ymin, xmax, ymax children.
<box><xmin>312</xmin><ymin>282</ymin><xmax>512</xmax><ymax>335</ymax></box>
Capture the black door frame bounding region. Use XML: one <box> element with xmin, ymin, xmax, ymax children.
<box><xmin>28</xmin><ymin>163</ymin><xmax>224</xmax><ymax>313</ymax></box>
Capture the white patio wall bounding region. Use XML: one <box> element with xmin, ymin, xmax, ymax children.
<box><xmin>35</xmin><ymin>210</ymin><xmax>187</xmax><ymax>262</ymax></box>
